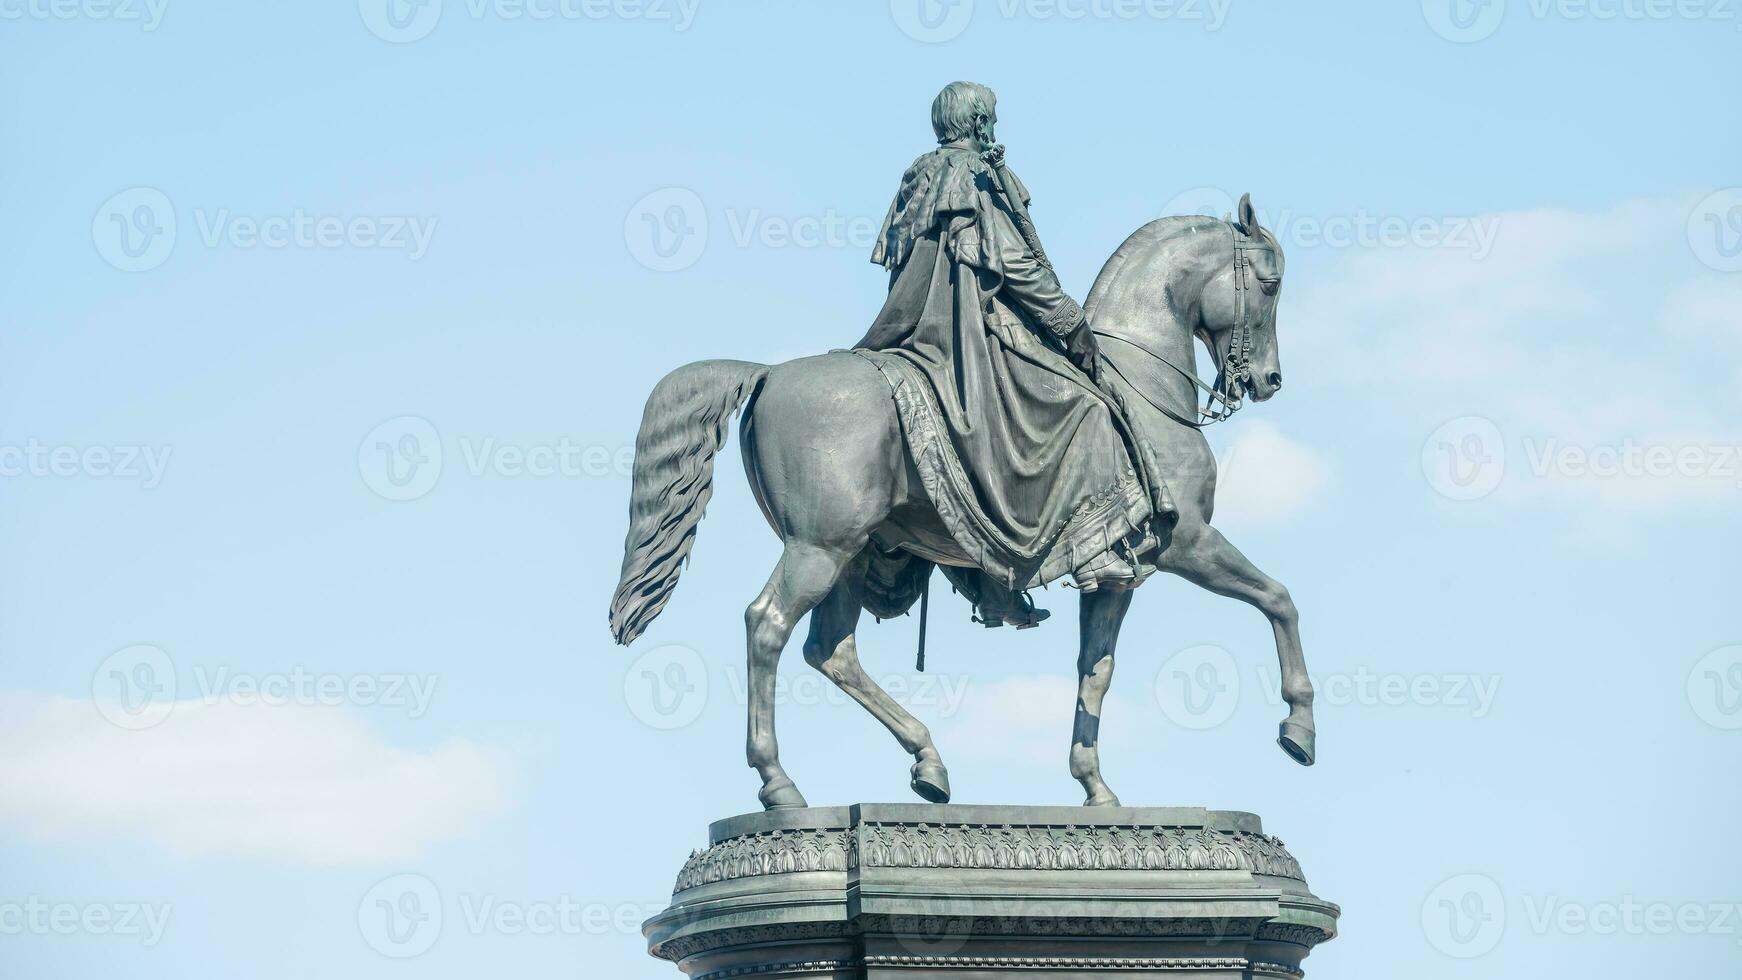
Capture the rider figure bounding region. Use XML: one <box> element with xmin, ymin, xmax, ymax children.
<box><xmin>857</xmin><ymin>82</ymin><xmax>1123</xmax><ymax>628</ymax></box>
<box><xmin>882</xmin><ymin>81</ymin><xmax>1102</xmax><ymax>380</ymax></box>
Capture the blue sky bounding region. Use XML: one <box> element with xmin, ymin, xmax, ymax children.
<box><xmin>2</xmin><ymin>1</ymin><xmax>1739</xmax><ymax>977</ymax></box>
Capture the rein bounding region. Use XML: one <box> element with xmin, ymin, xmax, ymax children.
<box><xmin>1096</xmin><ymin>223</ymin><xmax>1265</xmax><ymax>429</ymax></box>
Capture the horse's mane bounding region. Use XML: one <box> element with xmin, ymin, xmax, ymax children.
<box><xmin>1085</xmin><ymin>214</ymin><xmax>1226</xmax><ymax>312</ymax></box>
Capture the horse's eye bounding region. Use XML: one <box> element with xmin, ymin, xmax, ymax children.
<box><xmin>1258</xmin><ymin>277</ymin><xmax>1280</xmax><ymax>295</ymax></box>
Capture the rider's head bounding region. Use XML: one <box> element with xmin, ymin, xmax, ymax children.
<box><xmin>931</xmin><ymin>81</ymin><xmax>997</xmax><ymax>146</ymax></box>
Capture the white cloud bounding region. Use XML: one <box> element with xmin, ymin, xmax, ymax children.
<box><xmin>1657</xmin><ymin>275</ymin><xmax>1742</xmax><ymax>351</ymax></box>
<box><xmin>1290</xmin><ymin>195</ymin><xmax>1742</xmax><ymax>515</ymax></box>
<box><xmin>1210</xmin><ymin>421</ymin><xmax>1333</xmax><ymax>526</ymax></box>
<box><xmin>0</xmin><ymin>691</ymin><xmax>512</xmax><ymax>866</ymax></box>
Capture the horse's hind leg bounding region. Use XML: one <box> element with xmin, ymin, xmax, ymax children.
<box><xmin>739</xmin><ymin>351</ymin><xmax>903</xmax><ymax>809</ymax></box>
<box><xmin>803</xmin><ymin>556</ymin><xmax>951</xmax><ymax>803</ymax></box>
<box><xmin>746</xmin><ymin>541</ymin><xmax>854</xmax><ymax>809</ymax></box>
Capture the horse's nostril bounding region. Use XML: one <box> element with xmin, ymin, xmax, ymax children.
<box><xmin>1267</xmin><ymin>372</ymin><xmax>1282</xmax><ymax>388</ymax></box>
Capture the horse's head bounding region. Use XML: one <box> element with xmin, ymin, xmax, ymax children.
<box><xmin>1196</xmin><ymin>193</ymin><xmax>1286</xmax><ymax>405</ymax></box>
<box><xmin>1087</xmin><ymin>192</ymin><xmax>1288</xmax><ymax>425</ymax></box>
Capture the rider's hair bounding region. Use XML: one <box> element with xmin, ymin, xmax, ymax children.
<box><xmin>931</xmin><ymin>81</ymin><xmax>996</xmax><ymax>144</ymax></box>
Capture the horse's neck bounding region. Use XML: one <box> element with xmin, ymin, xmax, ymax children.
<box><xmin>1089</xmin><ymin>261</ymin><xmax>1205</xmax><ymax>425</ymax></box>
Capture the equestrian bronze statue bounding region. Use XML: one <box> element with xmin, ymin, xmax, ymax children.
<box><xmin>610</xmin><ymin>82</ymin><xmax>1314</xmax><ymax>811</ymax></box>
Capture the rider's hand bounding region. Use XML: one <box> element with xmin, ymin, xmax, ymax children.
<box><xmin>1068</xmin><ymin>326</ymin><xmax>1102</xmax><ymax>382</ymax></box>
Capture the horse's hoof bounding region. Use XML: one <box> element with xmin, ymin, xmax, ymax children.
<box><xmin>1084</xmin><ymin>791</ymin><xmax>1122</xmax><ymax>808</ymax></box>
<box><xmin>758</xmin><ymin>775</ymin><xmax>808</xmax><ymax>810</ymax></box>
<box><xmin>1278</xmin><ymin>719</ymin><xmax>1316</xmax><ymax>767</ymax></box>
<box><xmin>910</xmin><ymin>760</ymin><xmax>952</xmax><ymax>803</ymax></box>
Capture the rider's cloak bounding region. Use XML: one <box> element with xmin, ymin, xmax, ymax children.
<box><xmin>853</xmin><ymin>145</ymin><xmax>1175</xmax><ymax>592</ymax></box>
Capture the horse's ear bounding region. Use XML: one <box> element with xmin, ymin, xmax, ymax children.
<box><xmin>1236</xmin><ymin>192</ymin><xmax>1257</xmax><ymax>233</ymax></box>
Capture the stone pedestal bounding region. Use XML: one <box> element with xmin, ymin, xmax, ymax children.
<box><xmin>644</xmin><ymin>804</ymin><xmax>1338</xmax><ymax>978</ymax></box>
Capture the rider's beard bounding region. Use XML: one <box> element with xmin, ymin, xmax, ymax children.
<box><xmin>974</xmin><ymin>116</ymin><xmax>996</xmax><ymax>147</ymax></box>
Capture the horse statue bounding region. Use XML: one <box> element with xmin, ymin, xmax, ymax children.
<box><xmin>610</xmin><ymin>194</ymin><xmax>1315</xmax><ymax>811</ymax></box>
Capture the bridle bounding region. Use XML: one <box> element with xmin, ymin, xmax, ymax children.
<box><xmin>1098</xmin><ymin>221</ymin><xmax>1272</xmax><ymax>429</ymax></box>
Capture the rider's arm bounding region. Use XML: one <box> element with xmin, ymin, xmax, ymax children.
<box><xmin>987</xmin><ymin>208</ymin><xmax>1100</xmax><ymax>374</ymax></box>
<box><xmin>997</xmin><ymin>237</ymin><xmax>1084</xmax><ymax>338</ymax></box>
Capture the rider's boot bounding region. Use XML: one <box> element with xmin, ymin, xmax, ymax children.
<box><xmin>974</xmin><ymin>581</ymin><xmax>1050</xmax><ymax>630</ymax></box>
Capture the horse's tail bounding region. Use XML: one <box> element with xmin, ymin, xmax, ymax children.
<box><xmin>609</xmin><ymin>359</ymin><xmax>769</xmax><ymax>645</ymax></box>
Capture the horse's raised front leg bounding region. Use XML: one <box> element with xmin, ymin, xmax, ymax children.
<box><xmin>1072</xmin><ymin>585</ymin><xmax>1134</xmax><ymax>806</ymax></box>
<box><xmin>803</xmin><ymin>561</ymin><xmax>950</xmax><ymax>803</ymax></box>
<box><xmin>1160</xmin><ymin>523</ymin><xmax>1317</xmax><ymax>766</ymax></box>
<box><xmin>745</xmin><ymin>541</ymin><xmax>854</xmax><ymax>809</ymax></box>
